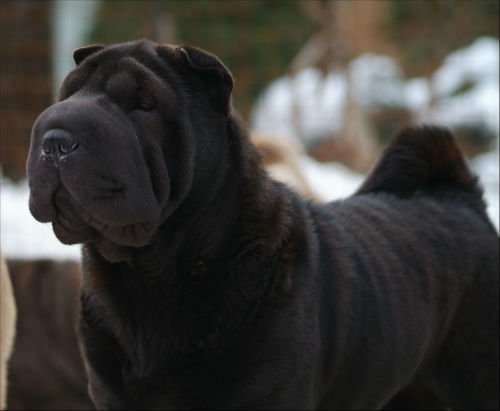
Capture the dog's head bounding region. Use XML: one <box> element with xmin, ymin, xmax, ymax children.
<box><xmin>27</xmin><ymin>40</ymin><xmax>234</xmax><ymax>255</ymax></box>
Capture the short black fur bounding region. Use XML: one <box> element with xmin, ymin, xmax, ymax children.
<box><xmin>27</xmin><ymin>40</ymin><xmax>498</xmax><ymax>410</ymax></box>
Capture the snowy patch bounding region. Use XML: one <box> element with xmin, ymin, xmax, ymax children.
<box><xmin>349</xmin><ymin>53</ymin><xmax>405</xmax><ymax>108</ymax></box>
<box><xmin>251</xmin><ymin>36</ymin><xmax>499</xmax><ymax>139</ymax></box>
<box><xmin>251</xmin><ymin>68</ymin><xmax>348</xmax><ymax>145</ymax></box>
<box><xmin>403</xmin><ymin>78</ymin><xmax>431</xmax><ymax>113</ymax></box>
<box><xmin>471</xmin><ymin>151</ymin><xmax>500</xmax><ymax>231</ymax></box>
<box><xmin>1</xmin><ymin>179</ymin><xmax>81</xmax><ymax>260</ymax></box>
<box><xmin>300</xmin><ymin>157</ymin><xmax>364</xmax><ymax>201</ymax></box>
<box><xmin>432</xmin><ymin>37</ymin><xmax>499</xmax><ymax>99</ymax></box>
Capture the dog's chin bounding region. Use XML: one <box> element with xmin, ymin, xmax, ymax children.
<box><xmin>45</xmin><ymin>195</ymin><xmax>158</xmax><ymax>253</ymax></box>
<box><xmin>52</xmin><ymin>213</ymin><xmax>157</xmax><ymax>248</ymax></box>
<box><xmin>94</xmin><ymin>220</ymin><xmax>158</xmax><ymax>248</ymax></box>
<box><xmin>52</xmin><ymin>214</ymin><xmax>157</xmax><ymax>263</ymax></box>
<box><xmin>48</xmin><ymin>184</ymin><xmax>159</xmax><ymax>247</ymax></box>
<box><xmin>52</xmin><ymin>219</ymin><xmax>94</xmax><ymax>245</ymax></box>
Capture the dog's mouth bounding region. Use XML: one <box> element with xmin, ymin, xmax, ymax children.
<box><xmin>59</xmin><ymin>190</ymin><xmax>157</xmax><ymax>248</ymax></box>
<box><xmin>29</xmin><ymin>173</ymin><xmax>160</xmax><ymax>248</ymax></box>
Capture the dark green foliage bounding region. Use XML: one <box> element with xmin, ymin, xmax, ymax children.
<box><xmin>388</xmin><ymin>0</ymin><xmax>499</xmax><ymax>76</ymax></box>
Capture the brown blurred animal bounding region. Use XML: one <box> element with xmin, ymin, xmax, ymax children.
<box><xmin>0</xmin><ymin>254</ymin><xmax>16</xmax><ymax>410</ymax></box>
<box><xmin>6</xmin><ymin>259</ymin><xmax>93</xmax><ymax>411</ymax></box>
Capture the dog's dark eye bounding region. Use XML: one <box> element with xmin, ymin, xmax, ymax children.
<box><xmin>134</xmin><ymin>93</ymin><xmax>155</xmax><ymax>112</ymax></box>
<box><xmin>134</xmin><ymin>100</ymin><xmax>154</xmax><ymax>112</ymax></box>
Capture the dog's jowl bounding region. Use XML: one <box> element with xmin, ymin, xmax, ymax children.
<box><xmin>27</xmin><ymin>40</ymin><xmax>498</xmax><ymax>410</ymax></box>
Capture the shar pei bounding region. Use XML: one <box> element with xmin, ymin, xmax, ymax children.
<box><xmin>27</xmin><ymin>40</ymin><xmax>498</xmax><ymax>410</ymax></box>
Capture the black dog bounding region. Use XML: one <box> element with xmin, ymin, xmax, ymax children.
<box><xmin>27</xmin><ymin>40</ymin><xmax>498</xmax><ymax>410</ymax></box>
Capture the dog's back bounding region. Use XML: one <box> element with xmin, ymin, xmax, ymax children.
<box><xmin>312</xmin><ymin>127</ymin><xmax>498</xmax><ymax>409</ymax></box>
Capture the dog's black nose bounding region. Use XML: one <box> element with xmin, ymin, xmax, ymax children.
<box><xmin>42</xmin><ymin>129</ymin><xmax>79</xmax><ymax>162</ymax></box>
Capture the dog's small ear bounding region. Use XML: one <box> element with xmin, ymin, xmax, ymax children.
<box><xmin>178</xmin><ymin>45</ymin><xmax>234</xmax><ymax>116</ymax></box>
<box><xmin>73</xmin><ymin>45</ymin><xmax>105</xmax><ymax>65</ymax></box>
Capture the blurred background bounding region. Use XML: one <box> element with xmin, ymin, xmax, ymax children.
<box><xmin>0</xmin><ymin>1</ymin><xmax>498</xmax><ymax>409</ymax></box>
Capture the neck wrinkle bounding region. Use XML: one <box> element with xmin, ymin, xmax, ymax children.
<box><xmin>91</xmin><ymin>114</ymin><xmax>292</xmax><ymax>298</ymax></box>
<box><xmin>129</xmin><ymin>116</ymin><xmax>262</xmax><ymax>281</ymax></box>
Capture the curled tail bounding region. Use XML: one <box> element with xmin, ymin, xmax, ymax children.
<box><xmin>356</xmin><ymin>126</ymin><xmax>485</xmax><ymax>204</ymax></box>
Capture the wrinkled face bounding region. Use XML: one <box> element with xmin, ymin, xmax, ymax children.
<box><xmin>26</xmin><ymin>40</ymin><xmax>233</xmax><ymax>256</ymax></box>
